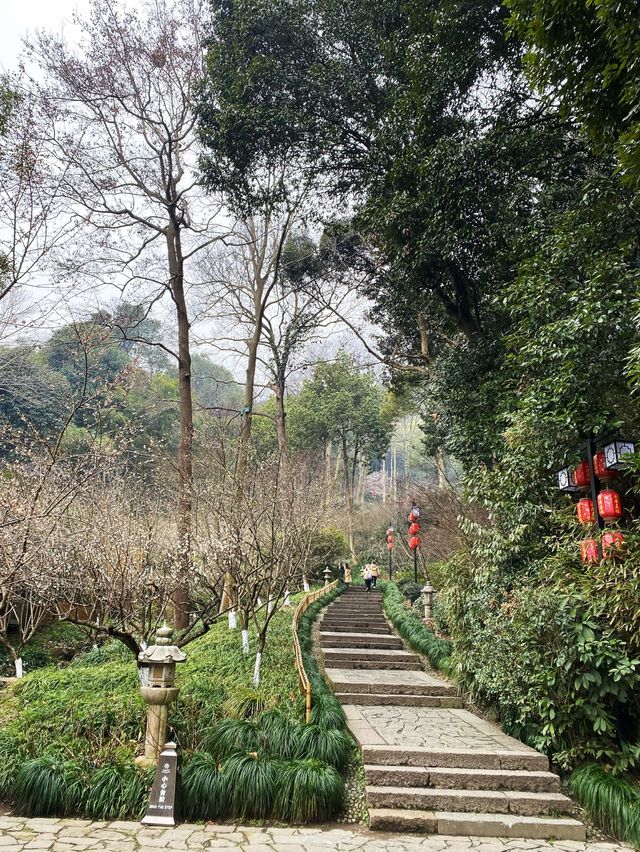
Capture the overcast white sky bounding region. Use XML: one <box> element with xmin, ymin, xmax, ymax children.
<box><xmin>1</xmin><ymin>0</ymin><xmax>88</xmax><ymax>72</ymax></box>
<box><xmin>1</xmin><ymin>0</ymin><xmax>381</xmax><ymax>385</ymax></box>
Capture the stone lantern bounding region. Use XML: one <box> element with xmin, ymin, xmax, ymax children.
<box><xmin>421</xmin><ymin>582</ymin><xmax>434</xmax><ymax>621</ymax></box>
<box><xmin>137</xmin><ymin>625</ymin><xmax>186</xmax><ymax>764</ymax></box>
<box><xmin>323</xmin><ymin>566</ymin><xmax>332</xmax><ymax>586</ymax></box>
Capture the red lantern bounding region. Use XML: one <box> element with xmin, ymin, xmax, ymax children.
<box><xmin>386</xmin><ymin>534</ymin><xmax>394</xmax><ymax>543</ymax></box>
<box><xmin>409</xmin><ymin>508</ymin><xmax>420</xmax><ymax>522</ymax></box>
<box><xmin>408</xmin><ymin>522</ymin><xmax>420</xmax><ymax>535</ymax></box>
<box><xmin>580</xmin><ymin>539</ymin><xmax>599</xmax><ymax>564</ymax></box>
<box><xmin>597</xmin><ymin>488</ymin><xmax>623</xmax><ymax>522</ymax></box>
<box><xmin>387</xmin><ymin>542</ymin><xmax>394</xmax><ymax>551</ymax></box>
<box><xmin>576</xmin><ymin>498</ymin><xmax>595</xmax><ymax>525</ymax></box>
<box><xmin>573</xmin><ymin>460</ymin><xmax>590</xmax><ymax>488</ymax></box>
<box><xmin>593</xmin><ymin>451</ymin><xmax>618</xmax><ymax>480</ymax></box>
<box><xmin>602</xmin><ymin>531</ymin><xmax>624</xmax><ymax>557</ymax></box>
<box><xmin>409</xmin><ymin>535</ymin><xmax>421</xmax><ymax>550</ymax></box>
<box><xmin>386</xmin><ymin>527</ymin><xmax>394</xmax><ymax>536</ymax></box>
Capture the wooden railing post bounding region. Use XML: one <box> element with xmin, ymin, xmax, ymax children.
<box><xmin>292</xmin><ymin>580</ymin><xmax>338</xmax><ymax>724</ymax></box>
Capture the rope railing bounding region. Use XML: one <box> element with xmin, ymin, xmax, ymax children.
<box><xmin>292</xmin><ymin>579</ymin><xmax>339</xmax><ymax>723</ymax></box>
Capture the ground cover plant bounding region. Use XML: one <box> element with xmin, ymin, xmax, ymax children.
<box><xmin>0</xmin><ymin>586</ymin><xmax>353</xmax><ymax>822</ymax></box>
<box><xmin>380</xmin><ymin>581</ymin><xmax>452</xmax><ymax>673</ymax></box>
<box><xmin>569</xmin><ymin>763</ymin><xmax>640</xmax><ymax>848</ymax></box>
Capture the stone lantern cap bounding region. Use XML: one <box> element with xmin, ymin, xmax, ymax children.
<box><xmin>421</xmin><ymin>582</ymin><xmax>434</xmax><ymax>594</ymax></box>
<box><xmin>138</xmin><ymin>625</ymin><xmax>187</xmax><ymax>665</ymax></box>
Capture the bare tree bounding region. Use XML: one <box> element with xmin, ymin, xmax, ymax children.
<box><xmin>25</xmin><ymin>0</ymin><xmax>223</xmax><ymax>628</ymax></box>
<box><xmin>196</xmin><ymin>456</ymin><xmax>327</xmax><ymax>684</ymax></box>
<box><xmin>0</xmin><ymin>86</ymin><xmax>77</xmax><ymax>340</ymax></box>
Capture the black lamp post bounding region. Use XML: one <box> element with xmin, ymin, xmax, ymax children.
<box><xmin>386</xmin><ymin>527</ymin><xmax>395</xmax><ymax>580</ymax></box>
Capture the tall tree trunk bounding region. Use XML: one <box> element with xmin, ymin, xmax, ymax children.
<box><xmin>435</xmin><ymin>447</ymin><xmax>448</xmax><ymax>490</ymax></box>
<box><xmin>236</xmin><ymin>320</ymin><xmax>261</xmax><ymax>489</ymax></box>
<box><xmin>341</xmin><ymin>433</ymin><xmax>356</xmax><ymax>560</ymax></box>
<box><xmin>382</xmin><ymin>456</ymin><xmax>387</xmax><ymax>503</ymax></box>
<box><xmin>167</xmin><ymin>225</ymin><xmax>193</xmax><ymax>631</ymax></box>
<box><xmin>323</xmin><ymin>440</ymin><xmax>332</xmax><ymax>508</ymax></box>
<box><xmin>274</xmin><ymin>376</ymin><xmax>287</xmax><ymax>455</ymax></box>
<box><xmin>391</xmin><ymin>447</ymin><xmax>398</xmax><ymax>503</ymax></box>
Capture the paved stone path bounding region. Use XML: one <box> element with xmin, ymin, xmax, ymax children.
<box><xmin>0</xmin><ymin>817</ymin><xmax>632</xmax><ymax>851</ymax></box>
<box><xmin>320</xmin><ymin>588</ymin><xmax>585</xmax><ymax>838</ymax></box>
<box><xmin>342</xmin><ymin>707</ymin><xmax>536</xmax><ymax>751</ymax></box>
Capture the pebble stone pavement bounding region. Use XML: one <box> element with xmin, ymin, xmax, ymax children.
<box><xmin>0</xmin><ymin>818</ymin><xmax>633</xmax><ymax>852</ymax></box>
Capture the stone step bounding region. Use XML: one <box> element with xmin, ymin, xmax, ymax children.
<box><xmin>338</xmin><ymin>693</ymin><xmax>464</xmax><ymax>708</ymax></box>
<box><xmin>326</xmin><ymin>674</ymin><xmax>458</xmax><ymax>697</ymax></box>
<box><xmin>322</xmin><ymin>622</ymin><xmax>390</xmax><ymax>630</ymax></box>
<box><xmin>321</xmin><ymin>624</ymin><xmax>391</xmax><ymax>634</ymax></box>
<box><xmin>322</xmin><ymin>614</ymin><xmax>388</xmax><ymax>622</ymax></box>
<box><xmin>319</xmin><ymin>633</ymin><xmax>404</xmax><ymax>650</ymax></box>
<box><xmin>323</xmin><ymin>608</ymin><xmax>386</xmax><ymax>615</ymax></box>
<box><xmin>366</xmin><ymin>785</ymin><xmax>573</xmax><ymax>816</ymax></box>
<box><xmin>368</xmin><ymin>809</ymin><xmax>586</xmax><ymax>840</ymax></box>
<box><xmin>322</xmin><ymin>648</ymin><xmax>420</xmax><ymax>663</ymax></box>
<box><xmin>326</xmin><ymin>659</ymin><xmax>422</xmax><ymax>671</ymax></box>
<box><xmin>361</xmin><ymin>746</ymin><xmax>549</xmax><ymax>772</ymax></box>
<box><xmin>364</xmin><ymin>765</ymin><xmax>560</xmax><ymax>792</ymax></box>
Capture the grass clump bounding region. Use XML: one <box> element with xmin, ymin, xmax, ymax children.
<box><xmin>569</xmin><ymin>763</ymin><xmax>640</xmax><ymax>847</ymax></box>
<box><xmin>85</xmin><ymin>759</ymin><xmax>153</xmax><ymax>820</ymax></box>
<box><xmin>181</xmin><ymin>752</ymin><xmax>229</xmax><ymax>820</ymax></box>
<box><xmin>276</xmin><ymin>758</ymin><xmax>344</xmax><ymax>823</ymax></box>
<box><xmin>14</xmin><ymin>755</ymin><xmax>84</xmax><ymax>817</ymax></box>
<box><xmin>380</xmin><ymin>580</ymin><xmax>452</xmax><ymax>671</ymax></box>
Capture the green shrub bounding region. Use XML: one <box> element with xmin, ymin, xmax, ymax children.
<box><xmin>223</xmin><ymin>753</ymin><xmax>280</xmax><ymax>820</ymax></box>
<box><xmin>397</xmin><ymin>580</ymin><xmax>423</xmax><ymax>602</ymax></box>
<box><xmin>443</xmin><ymin>577</ymin><xmax>640</xmax><ymax>770</ymax></box>
<box><xmin>569</xmin><ymin>764</ymin><xmax>640</xmax><ymax>848</ymax></box>
<box><xmin>14</xmin><ymin>755</ymin><xmax>84</xmax><ymax>816</ymax></box>
<box><xmin>307</xmin><ymin>527</ymin><xmax>349</xmax><ymax>580</ymax></box>
<box><xmin>380</xmin><ymin>581</ymin><xmax>452</xmax><ymax>670</ymax></box>
<box><xmin>182</xmin><ymin>752</ymin><xmax>230</xmax><ymax>821</ymax></box>
<box><xmin>292</xmin><ymin>724</ymin><xmax>352</xmax><ymax>770</ymax></box>
<box><xmin>0</xmin><ymin>622</ymin><xmax>92</xmax><ymax>677</ymax></box>
<box><xmin>275</xmin><ymin>759</ymin><xmax>344</xmax><ymax>823</ymax></box>
<box><xmin>203</xmin><ymin>717</ymin><xmax>263</xmax><ymax>761</ymax></box>
<box><xmin>85</xmin><ymin>760</ymin><xmax>151</xmax><ymax>820</ymax></box>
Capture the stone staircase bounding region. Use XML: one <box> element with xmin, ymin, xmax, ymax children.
<box><xmin>319</xmin><ymin>586</ymin><xmax>586</xmax><ymax>840</ymax></box>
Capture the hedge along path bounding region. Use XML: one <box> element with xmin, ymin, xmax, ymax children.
<box><xmin>318</xmin><ymin>584</ymin><xmax>587</xmax><ymax>840</ymax></box>
<box><xmin>293</xmin><ymin>579</ymin><xmax>339</xmax><ymax>722</ymax></box>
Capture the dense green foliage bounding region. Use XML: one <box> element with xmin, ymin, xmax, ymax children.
<box><xmin>380</xmin><ymin>582</ymin><xmax>452</xmax><ymax>672</ymax></box>
<box><xmin>506</xmin><ymin>0</ymin><xmax>640</xmax><ymax>187</ymax></box>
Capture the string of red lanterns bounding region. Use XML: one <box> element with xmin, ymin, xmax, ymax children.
<box><xmin>407</xmin><ymin>506</ymin><xmax>421</xmax><ymax>582</ymax></box>
<box><xmin>558</xmin><ymin>437</ymin><xmax>634</xmax><ymax>564</ymax></box>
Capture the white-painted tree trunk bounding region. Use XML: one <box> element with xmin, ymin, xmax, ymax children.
<box><xmin>242</xmin><ymin>629</ymin><xmax>250</xmax><ymax>654</ymax></box>
<box><xmin>303</xmin><ymin>576</ymin><xmax>310</xmax><ymax>592</ymax></box>
<box><xmin>268</xmin><ymin>595</ymin><xmax>275</xmax><ymax>614</ymax></box>
<box><xmin>257</xmin><ymin>596</ymin><xmax>263</xmax><ymax>607</ymax></box>
<box><xmin>284</xmin><ymin>590</ymin><xmax>291</xmax><ymax>606</ymax></box>
<box><xmin>14</xmin><ymin>657</ymin><xmax>23</xmax><ymax>678</ymax></box>
<box><xmin>252</xmin><ymin>651</ymin><xmax>262</xmax><ymax>685</ymax></box>
<box><xmin>228</xmin><ymin>610</ymin><xmax>237</xmax><ymax>629</ymax></box>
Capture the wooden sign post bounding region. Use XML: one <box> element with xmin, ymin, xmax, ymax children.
<box><xmin>141</xmin><ymin>742</ymin><xmax>180</xmax><ymax>826</ymax></box>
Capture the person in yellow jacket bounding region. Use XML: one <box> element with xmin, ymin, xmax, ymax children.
<box><xmin>343</xmin><ymin>563</ymin><xmax>352</xmax><ymax>586</ymax></box>
<box><xmin>370</xmin><ymin>562</ymin><xmax>380</xmax><ymax>588</ymax></box>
